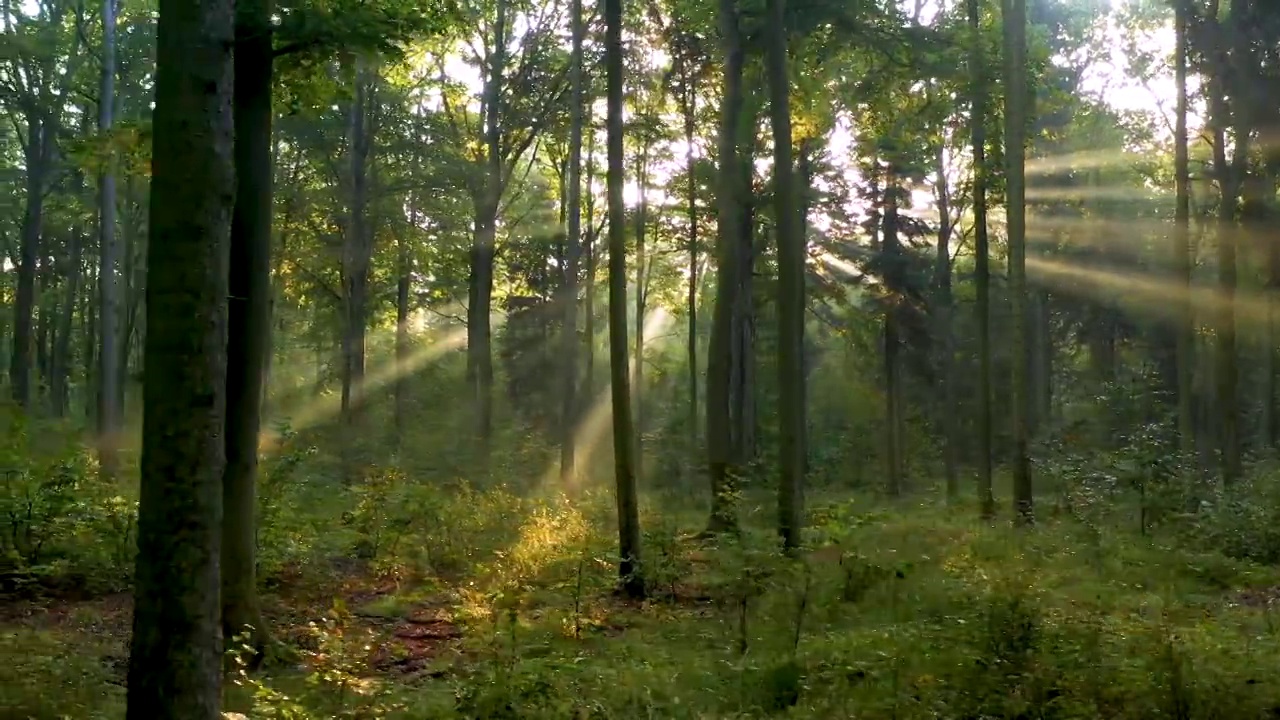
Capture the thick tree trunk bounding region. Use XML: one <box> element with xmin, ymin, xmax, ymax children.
<box><xmin>968</xmin><ymin>0</ymin><xmax>995</xmax><ymax>520</ymax></box>
<box><xmin>705</xmin><ymin>0</ymin><xmax>745</xmax><ymax>535</ymax></box>
<box><xmin>125</xmin><ymin>0</ymin><xmax>234</xmax><ymax>713</ymax></box>
<box><xmin>222</xmin><ymin>0</ymin><xmax>273</xmax><ymax>657</ymax></box>
<box><xmin>766</xmin><ymin>0</ymin><xmax>805</xmax><ymax>551</ymax></box>
<box><xmin>605</xmin><ymin>0</ymin><xmax>643</xmax><ymax>597</ymax></box>
<box><xmin>341</xmin><ymin>61</ymin><xmax>372</xmax><ymax>438</ymax></box>
<box><xmin>468</xmin><ymin>0</ymin><xmax>507</xmax><ymax>452</ymax></box>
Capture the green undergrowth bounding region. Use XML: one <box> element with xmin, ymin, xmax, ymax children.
<box><xmin>10</xmin><ymin>468</ymin><xmax>1280</xmax><ymax>719</ymax></box>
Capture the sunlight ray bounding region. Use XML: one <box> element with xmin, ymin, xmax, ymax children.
<box><xmin>260</xmin><ymin>322</ymin><xmax>478</xmax><ymax>451</ymax></box>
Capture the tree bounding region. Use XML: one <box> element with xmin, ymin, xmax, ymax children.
<box><xmin>1173</xmin><ymin>0</ymin><xmax>1194</xmax><ymax>453</ymax></box>
<box><xmin>98</xmin><ymin>0</ymin><xmax>122</xmax><ymax>477</ymax></box>
<box><xmin>705</xmin><ymin>0</ymin><xmax>746</xmax><ymax>535</ymax></box>
<box><xmin>222</xmin><ymin>0</ymin><xmax>274</xmax><ymax>657</ymax></box>
<box><xmin>766</xmin><ymin>0</ymin><xmax>805</xmax><ymax>551</ymax></box>
<box><xmin>1004</xmin><ymin>0</ymin><xmax>1032</xmax><ymax>523</ymax></box>
<box><xmin>968</xmin><ymin>0</ymin><xmax>995</xmax><ymax>520</ymax></box>
<box><xmin>559</xmin><ymin>0</ymin><xmax>585</xmax><ymax>481</ymax></box>
<box><xmin>606</xmin><ymin>0</ymin><xmax>643</xmax><ymax>598</ymax></box>
<box><xmin>124</xmin><ymin>0</ymin><xmax>234</xmax><ymax>714</ymax></box>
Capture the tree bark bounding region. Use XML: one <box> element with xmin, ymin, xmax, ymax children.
<box><xmin>766</xmin><ymin>0</ymin><xmax>805</xmax><ymax>551</ymax></box>
<box><xmin>53</xmin><ymin>208</ymin><xmax>82</xmax><ymax>417</ymax></box>
<box><xmin>933</xmin><ymin>142</ymin><xmax>959</xmax><ymax>501</ymax></box>
<box><xmin>125</xmin><ymin>0</ymin><xmax>234</xmax><ymax>712</ymax></box>
<box><xmin>705</xmin><ymin>0</ymin><xmax>745</xmax><ymax>534</ymax></box>
<box><xmin>605</xmin><ymin>0</ymin><xmax>644</xmax><ymax>597</ymax></box>
<box><xmin>98</xmin><ymin>0</ymin><xmax>122</xmax><ymax>476</ymax></box>
<box><xmin>559</xmin><ymin>0</ymin><xmax>584</xmax><ymax>481</ymax></box>
<box><xmin>222</xmin><ymin>0</ymin><xmax>273</xmax><ymax>657</ymax></box>
<box><xmin>883</xmin><ymin>171</ymin><xmax>905</xmax><ymax>499</ymax></box>
<box><xmin>1174</xmin><ymin>1</ymin><xmax>1194</xmax><ymax>454</ymax></box>
<box><xmin>682</xmin><ymin>76</ymin><xmax>699</xmax><ymax>457</ymax></box>
<box><xmin>968</xmin><ymin>0</ymin><xmax>995</xmax><ymax>520</ymax></box>
<box><xmin>11</xmin><ymin>116</ymin><xmax>53</xmax><ymax>409</ymax></box>
<box><xmin>1004</xmin><ymin>0</ymin><xmax>1033</xmax><ymax>524</ymax></box>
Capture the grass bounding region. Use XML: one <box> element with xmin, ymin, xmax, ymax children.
<box><xmin>7</xmin><ymin>464</ymin><xmax>1280</xmax><ymax>720</ymax></box>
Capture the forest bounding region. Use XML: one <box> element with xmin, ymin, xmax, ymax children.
<box><xmin>3</xmin><ymin>0</ymin><xmax>1280</xmax><ymax>716</ymax></box>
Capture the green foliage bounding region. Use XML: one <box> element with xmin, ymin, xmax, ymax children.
<box><xmin>0</xmin><ymin>407</ymin><xmax>136</xmax><ymax>596</ymax></box>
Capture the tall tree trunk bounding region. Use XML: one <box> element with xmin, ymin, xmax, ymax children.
<box><xmin>883</xmin><ymin>172</ymin><xmax>905</xmax><ymax>498</ymax></box>
<box><xmin>1208</xmin><ymin>5</ymin><xmax>1242</xmax><ymax>483</ymax></box>
<box><xmin>583</xmin><ymin>131</ymin><xmax>598</xmax><ymax>402</ymax></box>
<box><xmin>53</xmin><ymin>207</ymin><xmax>82</xmax><ymax>416</ymax></box>
<box><xmin>766</xmin><ymin>0</ymin><xmax>805</xmax><ymax>551</ymax></box>
<box><xmin>1004</xmin><ymin>0</ymin><xmax>1032</xmax><ymax>524</ymax></box>
<box><xmin>634</xmin><ymin>150</ymin><xmax>650</xmax><ymax>481</ymax></box>
<box><xmin>933</xmin><ymin>142</ymin><xmax>959</xmax><ymax>501</ymax></box>
<box><xmin>395</xmin><ymin>208</ymin><xmax>412</xmax><ymax>448</ymax></box>
<box><xmin>1174</xmin><ymin>2</ymin><xmax>1194</xmax><ymax>453</ymax></box>
<box><xmin>705</xmin><ymin>0</ymin><xmax>745</xmax><ymax>534</ymax></box>
<box><xmin>11</xmin><ymin>117</ymin><xmax>51</xmax><ymax>409</ymax></box>
<box><xmin>605</xmin><ymin>0</ymin><xmax>643</xmax><ymax>598</ymax></box>
<box><xmin>731</xmin><ymin>156</ymin><xmax>757</xmax><ymax>462</ymax></box>
<box><xmin>968</xmin><ymin>0</ymin><xmax>995</xmax><ymax>520</ymax></box>
<box><xmin>468</xmin><ymin>0</ymin><xmax>507</xmax><ymax>452</ymax></box>
<box><xmin>98</xmin><ymin>0</ymin><xmax>122</xmax><ymax>475</ymax></box>
<box><xmin>559</xmin><ymin>0</ymin><xmax>584</xmax><ymax>481</ymax></box>
<box><xmin>682</xmin><ymin>79</ymin><xmax>699</xmax><ymax>457</ymax></box>
<box><xmin>124</xmin><ymin>0</ymin><xmax>234</xmax><ymax>712</ymax></box>
<box><xmin>222</xmin><ymin>0</ymin><xmax>273</xmax><ymax>658</ymax></box>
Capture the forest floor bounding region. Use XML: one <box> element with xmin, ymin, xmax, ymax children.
<box><xmin>7</xmin><ymin>479</ymin><xmax>1280</xmax><ymax>719</ymax></box>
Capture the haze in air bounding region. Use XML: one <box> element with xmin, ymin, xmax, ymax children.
<box><xmin>2</xmin><ymin>0</ymin><xmax>1280</xmax><ymax>717</ymax></box>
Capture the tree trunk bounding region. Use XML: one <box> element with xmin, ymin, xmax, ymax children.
<box><xmin>731</xmin><ymin>157</ymin><xmax>757</xmax><ymax>463</ymax></box>
<box><xmin>583</xmin><ymin>131</ymin><xmax>598</xmax><ymax>402</ymax></box>
<box><xmin>559</xmin><ymin>0</ymin><xmax>584</xmax><ymax>481</ymax></box>
<box><xmin>124</xmin><ymin>0</ymin><xmax>234</xmax><ymax>712</ymax></box>
<box><xmin>222</xmin><ymin>0</ymin><xmax>273</xmax><ymax>658</ymax></box>
<box><xmin>766</xmin><ymin>0</ymin><xmax>805</xmax><ymax>551</ymax></box>
<box><xmin>468</xmin><ymin>0</ymin><xmax>507</xmax><ymax>452</ymax></box>
<box><xmin>883</xmin><ymin>172</ymin><xmax>905</xmax><ymax>499</ymax></box>
<box><xmin>1004</xmin><ymin>0</ymin><xmax>1032</xmax><ymax>524</ymax></box>
<box><xmin>605</xmin><ymin>0</ymin><xmax>644</xmax><ymax>598</ymax></box>
<box><xmin>682</xmin><ymin>80</ymin><xmax>699</xmax><ymax>458</ymax></box>
<box><xmin>11</xmin><ymin>117</ymin><xmax>52</xmax><ymax>409</ymax></box>
<box><xmin>341</xmin><ymin>62</ymin><xmax>371</xmax><ymax>434</ymax></box>
<box><xmin>53</xmin><ymin>209</ymin><xmax>82</xmax><ymax>417</ymax></box>
<box><xmin>968</xmin><ymin>0</ymin><xmax>995</xmax><ymax>520</ymax></box>
<box><xmin>395</xmin><ymin>209</ymin><xmax>412</xmax><ymax>448</ymax></box>
<box><xmin>705</xmin><ymin>0</ymin><xmax>745</xmax><ymax>535</ymax></box>
<box><xmin>1174</xmin><ymin>0</ymin><xmax>1194</xmax><ymax>454</ymax></box>
<box><xmin>97</xmin><ymin>0</ymin><xmax>122</xmax><ymax>475</ymax></box>
<box><xmin>634</xmin><ymin>149</ymin><xmax>650</xmax><ymax>481</ymax></box>
<box><xmin>933</xmin><ymin>142</ymin><xmax>959</xmax><ymax>501</ymax></box>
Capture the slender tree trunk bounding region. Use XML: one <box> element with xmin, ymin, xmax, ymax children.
<box><xmin>883</xmin><ymin>172</ymin><xmax>905</xmax><ymax>498</ymax></box>
<box><xmin>97</xmin><ymin>0</ymin><xmax>121</xmax><ymax>476</ymax></box>
<box><xmin>605</xmin><ymin>0</ymin><xmax>643</xmax><ymax>597</ymax></box>
<box><xmin>934</xmin><ymin>142</ymin><xmax>959</xmax><ymax>501</ymax></box>
<box><xmin>124</xmin><ymin>0</ymin><xmax>234</xmax><ymax>712</ymax></box>
<box><xmin>1004</xmin><ymin>0</ymin><xmax>1032</xmax><ymax>524</ymax></box>
<box><xmin>583</xmin><ymin>132</ymin><xmax>598</xmax><ymax>403</ymax></box>
<box><xmin>395</xmin><ymin>208</ymin><xmax>412</xmax><ymax>448</ymax></box>
<box><xmin>53</xmin><ymin>208</ymin><xmax>82</xmax><ymax>416</ymax></box>
<box><xmin>222</xmin><ymin>0</ymin><xmax>272</xmax><ymax>657</ymax></box>
<box><xmin>705</xmin><ymin>0</ymin><xmax>745</xmax><ymax>535</ymax></box>
<box><xmin>1173</xmin><ymin>8</ymin><xmax>1194</xmax><ymax>452</ymax></box>
<box><xmin>341</xmin><ymin>62</ymin><xmax>371</xmax><ymax>432</ymax></box>
<box><xmin>11</xmin><ymin>118</ymin><xmax>51</xmax><ymax>409</ymax></box>
<box><xmin>682</xmin><ymin>82</ymin><xmax>699</xmax><ymax>457</ymax></box>
<box><xmin>559</xmin><ymin>0</ymin><xmax>584</xmax><ymax>481</ymax></box>
<box><xmin>766</xmin><ymin>0</ymin><xmax>805</xmax><ymax>550</ymax></box>
<box><xmin>968</xmin><ymin>0</ymin><xmax>995</xmax><ymax>520</ymax></box>
<box><xmin>634</xmin><ymin>151</ymin><xmax>649</xmax><ymax>481</ymax></box>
